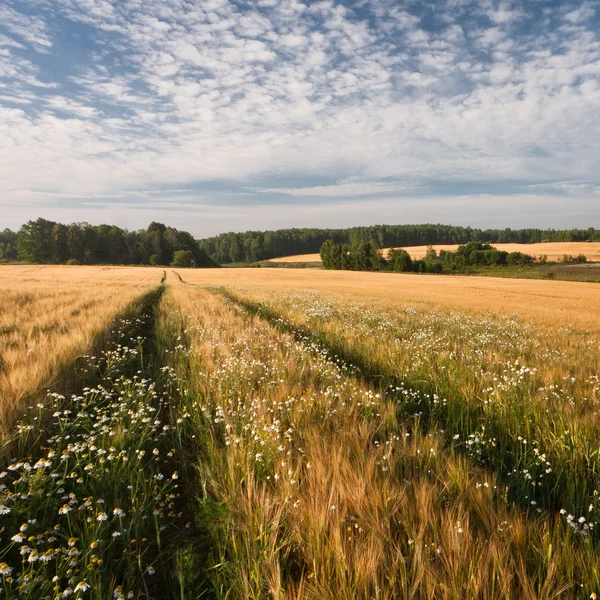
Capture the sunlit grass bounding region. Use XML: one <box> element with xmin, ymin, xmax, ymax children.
<box><xmin>2</xmin><ymin>266</ymin><xmax>600</xmax><ymax>598</ymax></box>
<box><xmin>0</xmin><ymin>266</ymin><xmax>164</xmax><ymax>434</ymax></box>
<box><xmin>155</xmin><ymin>284</ymin><xmax>600</xmax><ymax>599</ymax></box>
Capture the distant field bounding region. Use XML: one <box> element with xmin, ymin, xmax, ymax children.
<box><xmin>270</xmin><ymin>241</ymin><xmax>600</xmax><ymax>263</ymax></box>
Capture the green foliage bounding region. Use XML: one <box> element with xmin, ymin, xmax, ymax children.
<box><xmin>0</xmin><ymin>229</ymin><xmax>18</xmax><ymax>262</ymax></box>
<box><xmin>200</xmin><ymin>224</ymin><xmax>600</xmax><ymax>263</ymax></box>
<box><xmin>13</xmin><ymin>218</ymin><xmax>217</xmax><ymax>267</ymax></box>
<box><xmin>320</xmin><ymin>240</ymin><xmax>383</xmax><ymax>271</ymax></box>
<box><xmin>561</xmin><ymin>253</ymin><xmax>588</xmax><ymax>264</ymax></box>
<box><xmin>321</xmin><ymin>239</ymin><xmax>537</xmax><ymax>274</ymax></box>
<box><xmin>387</xmin><ymin>248</ymin><xmax>413</xmax><ymax>272</ymax></box>
<box><xmin>171</xmin><ymin>250</ymin><xmax>194</xmax><ymax>268</ymax></box>
<box><xmin>17</xmin><ymin>218</ymin><xmax>56</xmax><ymax>263</ymax></box>
<box><xmin>319</xmin><ymin>239</ymin><xmax>343</xmax><ymax>269</ymax></box>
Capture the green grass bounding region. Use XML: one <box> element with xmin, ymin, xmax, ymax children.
<box><xmin>0</xmin><ymin>287</ymin><xmax>207</xmax><ymax>599</ymax></box>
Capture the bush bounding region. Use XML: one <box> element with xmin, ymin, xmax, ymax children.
<box><xmin>171</xmin><ymin>250</ymin><xmax>194</xmax><ymax>268</ymax></box>
<box><xmin>387</xmin><ymin>248</ymin><xmax>413</xmax><ymax>272</ymax></box>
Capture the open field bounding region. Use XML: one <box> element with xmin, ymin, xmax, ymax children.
<box><xmin>0</xmin><ymin>266</ymin><xmax>164</xmax><ymax>433</ymax></box>
<box><xmin>180</xmin><ymin>267</ymin><xmax>600</xmax><ymax>333</ymax></box>
<box><xmin>270</xmin><ymin>241</ymin><xmax>600</xmax><ymax>263</ymax></box>
<box><xmin>1</xmin><ymin>265</ymin><xmax>600</xmax><ymax>597</ymax></box>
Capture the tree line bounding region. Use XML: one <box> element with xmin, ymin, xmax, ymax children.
<box><xmin>198</xmin><ymin>224</ymin><xmax>600</xmax><ymax>263</ymax></box>
<box><xmin>320</xmin><ymin>240</ymin><xmax>557</xmax><ymax>273</ymax></box>
<box><xmin>4</xmin><ymin>218</ymin><xmax>216</xmax><ymax>267</ymax></box>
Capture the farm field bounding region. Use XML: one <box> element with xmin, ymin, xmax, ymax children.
<box><xmin>181</xmin><ymin>267</ymin><xmax>600</xmax><ymax>333</ymax></box>
<box><xmin>0</xmin><ymin>266</ymin><xmax>165</xmax><ymax>434</ymax></box>
<box><xmin>1</xmin><ymin>265</ymin><xmax>600</xmax><ymax>598</ymax></box>
<box><xmin>270</xmin><ymin>241</ymin><xmax>600</xmax><ymax>263</ymax></box>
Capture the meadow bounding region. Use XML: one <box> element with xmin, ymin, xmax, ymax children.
<box><xmin>1</xmin><ymin>265</ymin><xmax>600</xmax><ymax>598</ymax></box>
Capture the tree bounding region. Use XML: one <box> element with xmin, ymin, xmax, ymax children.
<box><xmin>171</xmin><ymin>250</ymin><xmax>194</xmax><ymax>268</ymax></box>
<box><xmin>51</xmin><ymin>223</ymin><xmax>69</xmax><ymax>263</ymax></box>
<box><xmin>17</xmin><ymin>218</ymin><xmax>55</xmax><ymax>263</ymax></box>
<box><xmin>387</xmin><ymin>248</ymin><xmax>412</xmax><ymax>272</ymax></box>
<box><xmin>320</xmin><ymin>239</ymin><xmax>342</xmax><ymax>270</ymax></box>
<box><xmin>66</xmin><ymin>224</ymin><xmax>86</xmax><ymax>263</ymax></box>
<box><xmin>351</xmin><ymin>241</ymin><xmax>381</xmax><ymax>271</ymax></box>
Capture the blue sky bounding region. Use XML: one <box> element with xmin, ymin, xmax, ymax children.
<box><xmin>1</xmin><ymin>0</ymin><xmax>599</xmax><ymax>236</ymax></box>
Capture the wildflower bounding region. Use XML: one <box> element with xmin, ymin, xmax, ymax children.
<box><xmin>59</xmin><ymin>504</ymin><xmax>72</xmax><ymax>515</ymax></box>
<box><xmin>40</xmin><ymin>549</ymin><xmax>56</xmax><ymax>562</ymax></box>
<box><xmin>113</xmin><ymin>508</ymin><xmax>126</xmax><ymax>518</ymax></box>
<box><xmin>74</xmin><ymin>581</ymin><xmax>90</xmax><ymax>592</ymax></box>
<box><xmin>0</xmin><ymin>563</ymin><xmax>12</xmax><ymax>576</ymax></box>
<box><xmin>171</xmin><ymin>472</ymin><xmax>179</xmax><ymax>480</ymax></box>
<box><xmin>0</xmin><ymin>505</ymin><xmax>11</xmax><ymax>515</ymax></box>
<box><xmin>11</xmin><ymin>533</ymin><xmax>25</xmax><ymax>543</ymax></box>
<box><xmin>27</xmin><ymin>550</ymin><xmax>39</xmax><ymax>562</ymax></box>
<box><xmin>97</xmin><ymin>512</ymin><xmax>108</xmax><ymax>521</ymax></box>
<box><xmin>146</xmin><ymin>566</ymin><xmax>155</xmax><ymax>575</ymax></box>
<box><xmin>62</xmin><ymin>588</ymin><xmax>74</xmax><ymax>597</ymax></box>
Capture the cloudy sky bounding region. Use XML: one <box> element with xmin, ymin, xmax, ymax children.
<box><xmin>1</xmin><ymin>0</ymin><xmax>599</xmax><ymax>236</ymax></box>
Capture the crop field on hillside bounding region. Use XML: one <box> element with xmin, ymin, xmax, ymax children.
<box><xmin>1</xmin><ymin>265</ymin><xmax>600</xmax><ymax>598</ymax></box>
<box><xmin>270</xmin><ymin>241</ymin><xmax>600</xmax><ymax>263</ymax></box>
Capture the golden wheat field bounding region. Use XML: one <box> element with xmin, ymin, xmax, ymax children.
<box><xmin>271</xmin><ymin>241</ymin><xmax>600</xmax><ymax>263</ymax></box>
<box><xmin>179</xmin><ymin>267</ymin><xmax>600</xmax><ymax>332</ymax></box>
<box><xmin>2</xmin><ymin>263</ymin><xmax>600</xmax><ymax>599</ymax></box>
<box><xmin>0</xmin><ymin>265</ymin><xmax>165</xmax><ymax>433</ymax></box>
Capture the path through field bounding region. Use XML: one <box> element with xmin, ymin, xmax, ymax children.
<box><xmin>1</xmin><ymin>264</ymin><xmax>600</xmax><ymax>598</ymax></box>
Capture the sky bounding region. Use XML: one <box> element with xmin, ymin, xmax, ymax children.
<box><xmin>1</xmin><ymin>0</ymin><xmax>599</xmax><ymax>237</ymax></box>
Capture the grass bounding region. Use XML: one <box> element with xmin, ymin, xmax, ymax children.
<box><xmin>221</xmin><ymin>287</ymin><xmax>600</xmax><ymax>512</ymax></box>
<box><xmin>153</xmin><ymin>283</ymin><xmax>600</xmax><ymax>598</ymax></box>
<box><xmin>2</xmin><ymin>266</ymin><xmax>600</xmax><ymax>597</ymax></box>
<box><xmin>470</xmin><ymin>262</ymin><xmax>600</xmax><ymax>282</ymax></box>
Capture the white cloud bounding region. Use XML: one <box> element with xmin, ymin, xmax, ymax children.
<box><xmin>0</xmin><ymin>5</ymin><xmax>53</xmax><ymax>52</ymax></box>
<box><xmin>0</xmin><ymin>0</ymin><xmax>599</xmax><ymax>233</ymax></box>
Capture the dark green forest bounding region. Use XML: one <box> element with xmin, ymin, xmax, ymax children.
<box><xmin>3</xmin><ymin>220</ymin><xmax>600</xmax><ymax>267</ymax></box>
<box><xmin>198</xmin><ymin>224</ymin><xmax>600</xmax><ymax>263</ymax></box>
<box><xmin>4</xmin><ymin>218</ymin><xmax>216</xmax><ymax>267</ymax></box>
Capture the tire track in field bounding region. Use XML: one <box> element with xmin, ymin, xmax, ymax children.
<box><xmin>217</xmin><ymin>288</ymin><xmax>600</xmax><ymax>524</ymax></box>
